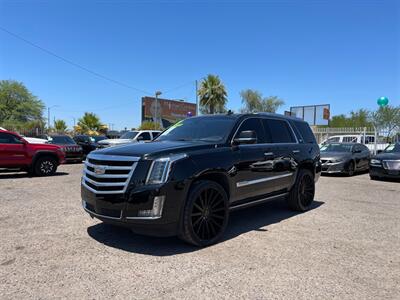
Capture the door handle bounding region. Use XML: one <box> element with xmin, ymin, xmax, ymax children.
<box><xmin>264</xmin><ymin>152</ymin><xmax>274</xmax><ymax>157</ymax></box>
<box><xmin>292</xmin><ymin>150</ymin><xmax>300</xmax><ymax>154</ymax></box>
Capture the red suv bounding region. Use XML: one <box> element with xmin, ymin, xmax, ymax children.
<box><xmin>0</xmin><ymin>129</ymin><xmax>65</xmax><ymax>176</ymax></box>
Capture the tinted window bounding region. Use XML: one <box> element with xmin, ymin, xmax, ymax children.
<box><xmin>264</xmin><ymin>119</ymin><xmax>295</xmax><ymax>143</ymax></box>
<box><xmin>138</xmin><ymin>132</ymin><xmax>151</xmax><ymax>141</ymax></box>
<box><xmin>236</xmin><ymin>118</ymin><xmax>268</xmax><ymax>143</ymax></box>
<box><xmin>157</xmin><ymin>116</ymin><xmax>236</xmax><ymax>142</ymax></box>
<box><xmin>0</xmin><ymin>133</ymin><xmax>22</xmax><ymax>144</ymax></box>
<box><xmin>49</xmin><ymin>136</ymin><xmax>76</xmax><ymax>145</ymax></box>
<box><xmin>151</xmin><ymin>132</ymin><xmax>160</xmax><ymax>139</ymax></box>
<box><xmin>294</xmin><ymin>121</ymin><xmax>316</xmax><ymax>144</ymax></box>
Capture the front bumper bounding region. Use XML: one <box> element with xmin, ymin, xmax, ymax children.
<box><xmin>81</xmin><ymin>181</ymin><xmax>188</xmax><ymax>237</ymax></box>
<box><xmin>369</xmin><ymin>165</ymin><xmax>400</xmax><ymax>179</ymax></box>
<box><xmin>321</xmin><ymin>161</ymin><xmax>346</xmax><ymax>174</ymax></box>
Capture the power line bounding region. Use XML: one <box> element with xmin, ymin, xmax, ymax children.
<box><xmin>0</xmin><ymin>26</ymin><xmax>150</xmax><ymax>94</ymax></box>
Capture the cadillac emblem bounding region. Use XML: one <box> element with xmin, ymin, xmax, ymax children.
<box><xmin>94</xmin><ymin>166</ymin><xmax>106</xmax><ymax>175</ymax></box>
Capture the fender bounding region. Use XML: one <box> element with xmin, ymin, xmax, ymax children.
<box><xmin>32</xmin><ymin>150</ymin><xmax>61</xmax><ymax>166</ymax></box>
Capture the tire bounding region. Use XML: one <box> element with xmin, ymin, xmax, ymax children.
<box><xmin>346</xmin><ymin>161</ymin><xmax>355</xmax><ymax>176</ymax></box>
<box><xmin>33</xmin><ymin>156</ymin><xmax>57</xmax><ymax>176</ymax></box>
<box><xmin>287</xmin><ymin>169</ymin><xmax>315</xmax><ymax>212</ymax></box>
<box><xmin>179</xmin><ymin>180</ymin><xmax>229</xmax><ymax>247</ymax></box>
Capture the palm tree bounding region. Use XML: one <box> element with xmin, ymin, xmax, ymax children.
<box><xmin>76</xmin><ymin>112</ymin><xmax>106</xmax><ymax>135</ymax></box>
<box><xmin>53</xmin><ymin>119</ymin><xmax>68</xmax><ymax>133</ymax></box>
<box><xmin>198</xmin><ymin>74</ymin><xmax>227</xmax><ymax>114</ymax></box>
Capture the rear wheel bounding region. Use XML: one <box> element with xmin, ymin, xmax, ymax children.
<box><xmin>287</xmin><ymin>169</ymin><xmax>315</xmax><ymax>212</ymax></box>
<box><xmin>179</xmin><ymin>180</ymin><xmax>229</xmax><ymax>247</ymax></box>
<box><xmin>33</xmin><ymin>156</ymin><xmax>57</xmax><ymax>176</ymax></box>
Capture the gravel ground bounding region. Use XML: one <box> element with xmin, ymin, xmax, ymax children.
<box><xmin>0</xmin><ymin>164</ymin><xmax>399</xmax><ymax>299</ymax></box>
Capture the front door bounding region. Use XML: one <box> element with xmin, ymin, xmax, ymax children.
<box><xmin>232</xmin><ymin>118</ymin><xmax>278</xmax><ymax>202</ymax></box>
<box><xmin>0</xmin><ymin>132</ymin><xmax>28</xmax><ymax>167</ymax></box>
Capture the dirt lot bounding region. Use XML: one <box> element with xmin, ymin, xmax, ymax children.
<box><xmin>0</xmin><ymin>164</ymin><xmax>399</xmax><ymax>299</ymax></box>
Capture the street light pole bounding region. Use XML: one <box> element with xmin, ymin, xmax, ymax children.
<box><xmin>47</xmin><ymin>105</ymin><xmax>59</xmax><ymax>131</ymax></box>
<box><xmin>155</xmin><ymin>91</ymin><xmax>162</xmax><ymax>127</ymax></box>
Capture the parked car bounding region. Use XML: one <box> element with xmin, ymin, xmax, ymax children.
<box><xmin>81</xmin><ymin>113</ymin><xmax>321</xmax><ymax>246</ymax></box>
<box><xmin>320</xmin><ymin>135</ymin><xmax>389</xmax><ymax>153</ymax></box>
<box><xmin>97</xmin><ymin>130</ymin><xmax>161</xmax><ymax>148</ymax></box>
<box><xmin>90</xmin><ymin>135</ymin><xmax>107</xmax><ymax>144</ymax></box>
<box><xmin>320</xmin><ymin>143</ymin><xmax>370</xmax><ymax>176</ymax></box>
<box><xmin>73</xmin><ymin>135</ymin><xmax>97</xmax><ymax>158</ymax></box>
<box><xmin>46</xmin><ymin>135</ymin><xmax>84</xmax><ymax>163</ymax></box>
<box><xmin>0</xmin><ymin>129</ymin><xmax>65</xmax><ymax>176</ymax></box>
<box><xmin>369</xmin><ymin>143</ymin><xmax>400</xmax><ymax>180</ymax></box>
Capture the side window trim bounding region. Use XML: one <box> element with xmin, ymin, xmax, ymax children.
<box><xmin>231</xmin><ymin>117</ymin><xmax>299</xmax><ymax>145</ymax></box>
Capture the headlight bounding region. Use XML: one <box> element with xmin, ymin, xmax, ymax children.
<box><xmin>146</xmin><ymin>154</ymin><xmax>187</xmax><ymax>185</ymax></box>
<box><xmin>370</xmin><ymin>159</ymin><xmax>381</xmax><ymax>165</ymax></box>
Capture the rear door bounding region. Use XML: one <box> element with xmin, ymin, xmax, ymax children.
<box><xmin>262</xmin><ymin>118</ymin><xmax>299</xmax><ymax>191</ymax></box>
<box><xmin>0</xmin><ymin>132</ymin><xmax>28</xmax><ymax>167</ymax></box>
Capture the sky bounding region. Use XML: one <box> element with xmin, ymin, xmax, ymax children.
<box><xmin>0</xmin><ymin>0</ymin><xmax>399</xmax><ymax>130</ymax></box>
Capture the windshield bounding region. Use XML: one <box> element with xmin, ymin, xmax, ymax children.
<box><xmin>156</xmin><ymin>117</ymin><xmax>237</xmax><ymax>143</ymax></box>
<box><xmin>320</xmin><ymin>143</ymin><xmax>352</xmax><ymax>153</ymax></box>
<box><xmin>49</xmin><ymin>136</ymin><xmax>76</xmax><ymax>145</ymax></box>
<box><xmin>383</xmin><ymin>143</ymin><xmax>400</xmax><ymax>153</ymax></box>
<box><xmin>91</xmin><ymin>136</ymin><xmax>107</xmax><ymax>142</ymax></box>
<box><xmin>120</xmin><ymin>131</ymin><xmax>138</xmax><ymax>139</ymax></box>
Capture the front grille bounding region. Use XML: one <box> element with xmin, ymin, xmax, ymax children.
<box><xmin>321</xmin><ymin>159</ymin><xmax>329</xmax><ymax>164</ymax></box>
<box><xmin>383</xmin><ymin>160</ymin><xmax>400</xmax><ymax>170</ymax></box>
<box><xmin>82</xmin><ymin>154</ymin><xmax>139</xmax><ymax>194</ymax></box>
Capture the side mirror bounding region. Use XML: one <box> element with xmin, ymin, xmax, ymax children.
<box><xmin>377</xmin><ymin>150</ymin><xmax>383</xmax><ymax>154</ymax></box>
<box><xmin>233</xmin><ymin>130</ymin><xmax>257</xmax><ymax>145</ymax></box>
<box><xmin>353</xmin><ymin>149</ymin><xmax>362</xmax><ymax>153</ymax></box>
<box><xmin>136</xmin><ymin>136</ymin><xmax>144</xmax><ymax>141</ymax></box>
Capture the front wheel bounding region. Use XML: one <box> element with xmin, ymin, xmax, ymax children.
<box><xmin>179</xmin><ymin>180</ymin><xmax>229</xmax><ymax>247</ymax></box>
<box><xmin>346</xmin><ymin>161</ymin><xmax>355</xmax><ymax>176</ymax></box>
<box><xmin>33</xmin><ymin>156</ymin><xmax>57</xmax><ymax>176</ymax></box>
<box><xmin>287</xmin><ymin>169</ymin><xmax>315</xmax><ymax>212</ymax></box>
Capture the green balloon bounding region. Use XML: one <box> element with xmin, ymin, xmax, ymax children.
<box><xmin>377</xmin><ymin>96</ymin><xmax>389</xmax><ymax>106</ymax></box>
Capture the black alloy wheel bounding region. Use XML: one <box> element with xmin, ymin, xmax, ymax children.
<box><xmin>287</xmin><ymin>169</ymin><xmax>315</xmax><ymax>212</ymax></box>
<box><xmin>34</xmin><ymin>156</ymin><xmax>57</xmax><ymax>176</ymax></box>
<box><xmin>347</xmin><ymin>161</ymin><xmax>355</xmax><ymax>176</ymax></box>
<box><xmin>180</xmin><ymin>180</ymin><xmax>229</xmax><ymax>247</ymax></box>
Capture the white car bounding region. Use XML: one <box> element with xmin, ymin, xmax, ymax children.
<box><xmin>320</xmin><ymin>135</ymin><xmax>389</xmax><ymax>153</ymax></box>
<box><xmin>97</xmin><ymin>130</ymin><xmax>161</xmax><ymax>148</ymax></box>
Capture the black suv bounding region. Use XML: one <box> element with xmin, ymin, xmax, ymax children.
<box><xmin>82</xmin><ymin>113</ymin><xmax>321</xmax><ymax>246</ymax></box>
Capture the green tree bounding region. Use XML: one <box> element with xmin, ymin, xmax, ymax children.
<box><xmin>138</xmin><ymin>121</ymin><xmax>162</xmax><ymax>130</ymax></box>
<box><xmin>329</xmin><ymin>109</ymin><xmax>373</xmax><ymax>128</ymax></box>
<box><xmin>240</xmin><ymin>89</ymin><xmax>284</xmax><ymax>113</ymax></box>
<box><xmin>53</xmin><ymin>119</ymin><xmax>68</xmax><ymax>133</ymax></box>
<box><xmin>370</xmin><ymin>105</ymin><xmax>400</xmax><ymax>139</ymax></box>
<box><xmin>75</xmin><ymin>112</ymin><xmax>106</xmax><ymax>135</ymax></box>
<box><xmin>198</xmin><ymin>74</ymin><xmax>227</xmax><ymax>114</ymax></box>
<box><xmin>0</xmin><ymin>80</ymin><xmax>45</xmax><ymax>129</ymax></box>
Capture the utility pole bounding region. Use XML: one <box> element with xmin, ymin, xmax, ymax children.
<box><xmin>155</xmin><ymin>91</ymin><xmax>162</xmax><ymax>127</ymax></box>
<box><xmin>47</xmin><ymin>105</ymin><xmax>59</xmax><ymax>131</ymax></box>
<box><xmin>195</xmin><ymin>80</ymin><xmax>199</xmax><ymax>116</ymax></box>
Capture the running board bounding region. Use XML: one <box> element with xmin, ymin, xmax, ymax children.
<box><xmin>229</xmin><ymin>192</ymin><xmax>288</xmax><ymax>211</ymax></box>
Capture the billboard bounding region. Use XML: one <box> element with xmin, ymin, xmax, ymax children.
<box><xmin>141</xmin><ymin>96</ymin><xmax>197</xmax><ymax>128</ymax></box>
<box><xmin>290</xmin><ymin>104</ymin><xmax>330</xmax><ymax>126</ymax></box>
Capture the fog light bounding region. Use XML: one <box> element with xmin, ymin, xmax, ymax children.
<box><xmin>138</xmin><ymin>196</ymin><xmax>165</xmax><ymax>218</ymax></box>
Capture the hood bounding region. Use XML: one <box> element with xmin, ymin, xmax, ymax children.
<box><xmin>92</xmin><ymin>140</ymin><xmax>217</xmax><ymax>159</ymax></box>
<box><xmin>320</xmin><ymin>151</ymin><xmax>352</xmax><ymax>160</ymax></box>
<box><xmin>98</xmin><ymin>139</ymin><xmax>135</xmax><ymax>145</ymax></box>
<box><xmin>374</xmin><ymin>152</ymin><xmax>400</xmax><ymax>160</ymax></box>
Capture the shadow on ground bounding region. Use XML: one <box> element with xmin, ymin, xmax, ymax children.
<box><xmin>0</xmin><ymin>171</ymin><xmax>69</xmax><ymax>179</ymax></box>
<box><xmin>87</xmin><ymin>199</ymin><xmax>324</xmax><ymax>256</ymax></box>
